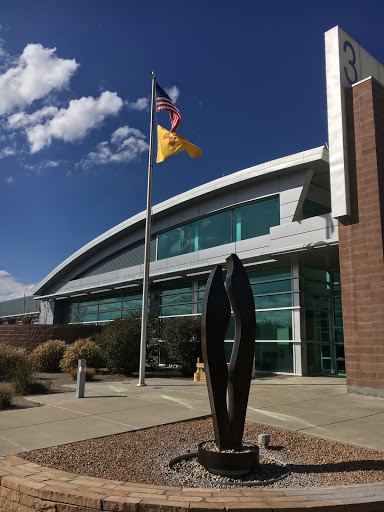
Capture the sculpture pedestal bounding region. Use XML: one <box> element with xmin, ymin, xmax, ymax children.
<box><xmin>197</xmin><ymin>441</ymin><xmax>259</xmax><ymax>477</ymax></box>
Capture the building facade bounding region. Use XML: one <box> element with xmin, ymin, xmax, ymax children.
<box><xmin>24</xmin><ymin>146</ymin><xmax>344</xmax><ymax>378</ymax></box>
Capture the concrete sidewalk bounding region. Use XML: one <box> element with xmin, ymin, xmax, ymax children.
<box><xmin>0</xmin><ymin>375</ymin><xmax>383</xmax><ymax>456</ymax></box>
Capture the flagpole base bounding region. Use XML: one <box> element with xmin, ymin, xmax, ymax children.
<box><xmin>137</xmin><ymin>383</ymin><xmax>147</xmax><ymax>387</ymax></box>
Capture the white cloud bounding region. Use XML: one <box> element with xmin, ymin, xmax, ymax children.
<box><xmin>0</xmin><ymin>38</ymin><xmax>7</xmax><ymax>60</ymax></box>
<box><xmin>41</xmin><ymin>160</ymin><xmax>60</xmax><ymax>168</ymax></box>
<box><xmin>111</xmin><ymin>125</ymin><xmax>144</xmax><ymax>143</ymax></box>
<box><xmin>5</xmin><ymin>176</ymin><xmax>13</xmax><ymax>183</ymax></box>
<box><xmin>78</xmin><ymin>124</ymin><xmax>148</xmax><ymax>169</ymax></box>
<box><xmin>0</xmin><ymin>271</ymin><xmax>37</xmax><ymax>301</ymax></box>
<box><xmin>127</xmin><ymin>97</ymin><xmax>149</xmax><ymax>111</ymax></box>
<box><xmin>0</xmin><ymin>43</ymin><xmax>79</xmax><ymax>115</ymax></box>
<box><xmin>0</xmin><ymin>34</ymin><xmax>12</xmax><ymax>70</ymax></box>
<box><xmin>7</xmin><ymin>105</ymin><xmax>58</xmax><ymax>129</ymax></box>
<box><xmin>0</xmin><ymin>146</ymin><xmax>16</xmax><ymax>158</ymax></box>
<box><xmin>24</xmin><ymin>159</ymin><xmax>63</xmax><ymax>173</ymax></box>
<box><xmin>26</xmin><ymin>91</ymin><xmax>123</xmax><ymax>152</ymax></box>
<box><xmin>166</xmin><ymin>85</ymin><xmax>180</xmax><ymax>103</ymax></box>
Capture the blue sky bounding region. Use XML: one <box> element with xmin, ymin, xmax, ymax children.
<box><xmin>1</xmin><ymin>0</ymin><xmax>384</xmax><ymax>300</ymax></box>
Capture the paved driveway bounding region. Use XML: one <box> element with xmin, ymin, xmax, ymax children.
<box><xmin>0</xmin><ymin>375</ymin><xmax>383</xmax><ymax>455</ymax></box>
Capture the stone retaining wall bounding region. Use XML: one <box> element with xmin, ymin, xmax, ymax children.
<box><xmin>1</xmin><ymin>456</ymin><xmax>384</xmax><ymax>512</ymax></box>
<box><xmin>0</xmin><ymin>325</ymin><xmax>102</xmax><ymax>352</ymax></box>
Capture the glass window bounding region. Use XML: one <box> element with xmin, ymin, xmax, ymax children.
<box><xmin>336</xmin><ymin>344</ymin><xmax>345</xmax><ymax>359</ymax></box>
<box><xmin>255</xmin><ymin>342</ymin><xmax>293</xmax><ymax>373</ymax></box>
<box><xmin>198</xmin><ymin>291</ymin><xmax>206</xmax><ymax>302</ymax></box>
<box><xmin>76</xmin><ymin>298</ymin><xmax>98</xmax><ymax>307</ymax></box>
<box><xmin>248</xmin><ymin>266</ymin><xmax>291</xmax><ymax>282</ymax></box>
<box><xmin>304</xmin><ymin>280</ymin><xmax>331</xmax><ymax>295</ymax></box>
<box><xmin>157</xmin><ymin>224</ymin><xmax>190</xmax><ymax>260</ymax></box>
<box><xmin>251</xmin><ymin>280</ymin><xmax>291</xmax><ymax>295</ymax></box>
<box><xmin>122</xmin><ymin>299</ymin><xmax>142</xmax><ymax>309</ymax></box>
<box><xmin>84</xmin><ymin>305</ymin><xmax>98</xmax><ymax>313</ymax></box>
<box><xmin>162</xmin><ymin>282</ymin><xmax>193</xmax><ymax>294</ymax></box>
<box><xmin>334</xmin><ymin>312</ymin><xmax>343</xmax><ymax>328</ymax></box>
<box><xmin>332</xmin><ymin>272</ymin><xmax>341</xmax><ymax>293</ymax></box>
<box><xmin>337</xmin><ymin>359</ymin><xmax>346</xmax><ymax>375</ymax></box>
<box><xmin>333</xmin><ymin>296</ymin><xmax>342</xmax><ymax>310</ymax></box>
<box><xmin>306</xmin><ymin>343</ymin><xmax>334</xmax><ymax>375</ymax></box>
<box><xmin>161</xmin><ymin>293</ymin><xmax>193</xmax><ymax>306</ymax></box>
<box><xmin>254</xmin><ymin>294</ymin><xmax>292</xmax><ymax>309</ymax></box>
<box><xmin>233</xmin><ymin>197</ymin><xmax>280</xmax><ymax>241</ymax></box>
<box><xmin>122</xmin><ymin>291</ymin><xmax>142</xmax><ymax>300</ymax></box>
<box><xmin>225</xmin><ymin>314</ymin><xmax>235</xmax><ymax>340</ymax></box>
<box><xmin>78</xmin><ymin>313</ymin><xmax>98</xmax><ymax>322</ymax></box>
<box><xmin>98</xmin><ymin>311</ymin><xmax>122</xmax><ymax>321</ymax></box>
<box><xmin>99</xmin><ymin>302</ymin><xmax>122</xmax><ymax>312</ymax></box>
<box><xmin>305</xmin><ymin>310</ymin><xmax>332</xmax><ymax>342</ymax></box>
<box><xmin>303</xmin><ymin>267</ymin><xmax>329</xmax><ymax>282</ymax></box>
<box><xmin>303</xmin><ymin>199</ymin><xmax>331</xmax><ymax>219</ymax></box>
<box><xmin>190</xmin><ymin>210</ymin><xmax>231</xmax><ymax>252</ymax></box>
<box><xmin>305</xmin><ymin>293</ymin><xmax>331</xmax><ymax>310</ymax></box>
<box><xmin>256</xmin><ymin>310</ymin><xmax>292</xmax><ymax>340</ymax></box>
<box><xmin>160</xmin><ymin>304</ymin><xmax>193</xmax><ymax>316</ymax></box>
<box><xmin>224</xmin><ymin>342</ymin><xmax>233</xmax><ymax>362</ymax></box>
<box><xmin>71</xmin><ymin>304</ymin><xmax>98</xmax><ymax>314</ymax></box>
<box><xmin>98</xmin><ymin>294</ymin><xmax>122</xmax><ymax>304</ymax></box>
<box><xmin>306</xmin><ymin>343</ymin><xmax>322</xmax><ymax>374</ymax></box>
<box><xmin>335</xmin><ymin>327</ymin><xmax>344</xmax><ymax>343</ymax></box>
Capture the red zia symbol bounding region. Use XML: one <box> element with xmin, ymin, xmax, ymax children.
<box><xmin>163</xmin><ymin>132</ymin><xmax>175</xmax><ymax>147</ymax></box>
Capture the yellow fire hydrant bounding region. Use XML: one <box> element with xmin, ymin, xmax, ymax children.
<box><xmin>194</xmin><ymin>357</ymin><xmax>201</xmax><ymax>381</ymax></box>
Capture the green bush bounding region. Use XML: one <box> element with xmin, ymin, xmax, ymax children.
<box><xmin>12</xmin><ymin>358</ymin><xmax>51</xmax><ymax>395</ymax></box>
<box><xmin>0</xmin><ymin>344</ymin><xmax>26</xmax><ymax>381</ymax></box>
<box><xmin>161</xmin><ymin>316</ymin><xmax>201</xmax><ymax>376</ymax></box>
<box><xmin>59</xmin><ymin>338</ymin><xmax>104</xmax><ymax>373</ymax></box>
<box><xmin>30</xmin><ymin>339</ymin><xmax>66</xmax><ymax>372</ymax></box>
<box><xmin>0</xmin><ymin>383</ymin><xmax>14</xmax><ymax>409</ymax></box>
<box><xmin>96</xmin><ymin>311</ymin><xmax>159</xmax><ymax>375</ymax></box>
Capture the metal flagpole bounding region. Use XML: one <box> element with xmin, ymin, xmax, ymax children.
<box><xmin>138</xmin><ymin>71</ymin><xmax>156</xmax><ymax>387</ymax></box>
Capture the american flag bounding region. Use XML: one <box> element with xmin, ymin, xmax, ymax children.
<box><xmin>156</xmin><ymin>83</ymin><xmax>181</xmax><ymax>132</ymax></box>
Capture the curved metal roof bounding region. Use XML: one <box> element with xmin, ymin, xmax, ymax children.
<box><xmin>33</xmin><ymin>146</ymin><xmax>329</xmax><ymax>296</ymax></box>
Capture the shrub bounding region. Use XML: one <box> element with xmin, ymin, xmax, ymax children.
<box><xmin>30</xmin><ymin>339</ymin><xmax>66</xmax><ymax>372</ymax></box>
<box><xmin>161</xmin><ymin>316</ymin><xmax>201</xmax><ymax>376</ymax></box>
<box><xmin>0</xmin><ymin>383</ymin><xmax>14</xmax><ymax>409</ymax></box>
<box><xmin>96</xmin><ymin>311</ymin><xmax>159</xmax><ymax>375</ymax></box>
<box><xmin>12</xmin><ymin>357</ymin><xmax>51</xmax><ymax>395</ymax></box>
<box><xmin>69</xmin><ymin>367</ymin><xmax>96</xmax><ymax>381</ymax></box>
<box><xmin>0</xmin><ymin>344</ymin><xmax>26</xmax><ymax>381</ymax></box>
<box><xmin>59</xmin><ymin>338</ymin><xmax>104</xmax><ymax>373</ymax></box>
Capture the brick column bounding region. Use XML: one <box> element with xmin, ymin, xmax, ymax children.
<box><xmin>339</xmin><ymin>78</ymin><xmax>384</xmax><ymax>397</ymax></box>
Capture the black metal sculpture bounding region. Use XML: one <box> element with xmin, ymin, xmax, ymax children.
<box><xmin>198</xmin><ymin>254</ymin><xmax>258</xmax><ymax>475</ymax></box>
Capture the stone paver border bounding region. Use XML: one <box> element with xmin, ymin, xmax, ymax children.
<box><xmin>1</xmin><ymin>455</ymin><xmax>384</xmax><ymax>512</ymax></box>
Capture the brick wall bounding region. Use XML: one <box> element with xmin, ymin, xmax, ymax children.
<box><xmin>339</xmin><ymin>78</ymin><xmax>384</xmax><ymax>396</ymax></box>
<box><xmin>0</xmin><ymin>324</ymin><xmax>102</xmax><ymax>352</ymax></box>
<box><xmin>2</xmin><ymin>455</ymin><xmax>384</xmax><ymax>512</ymax></box>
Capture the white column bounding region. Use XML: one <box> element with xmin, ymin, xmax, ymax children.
<box><xmin>291</xmin><ymin>262</ymin><xmax>303</xmax><ymax>375</ymax></box>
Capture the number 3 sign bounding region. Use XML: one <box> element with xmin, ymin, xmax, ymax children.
<box><xmin>343</xmin><ymin>40</ymin><xmax>358</xmax><ymax>86</ymax></box>
<box><xmin>325</xmin><ymin>26</ymin><xmax>384</xmax><ymax>219</ymax></box>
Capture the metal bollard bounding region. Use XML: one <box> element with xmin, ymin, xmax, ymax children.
<box><xmin>258</xmin><ymin>433</ymin><xmax>270</xmax><ymax>448</ymax></box>
<box><xmin>76</xmin><ymin>359</ymin><xmax>86</xmax><ymax>398</ymax></box>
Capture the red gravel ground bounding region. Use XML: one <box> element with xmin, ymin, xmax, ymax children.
<box><xmin>20</xmin><ymin>417</ymin><xmax>384</xmax><ymax>488</ymax></box>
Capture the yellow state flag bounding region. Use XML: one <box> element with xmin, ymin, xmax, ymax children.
<box><xmin>157</xmin><ymin>125</ymin><xmax>202</xmax><ymax>163</ymax></box>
